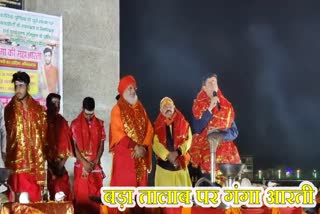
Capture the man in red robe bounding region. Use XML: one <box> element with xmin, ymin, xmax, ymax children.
<box><xmin>189</xmin><ymin>73</ymin><xmax>241</xmax><ymax>185</ymax></box>
<box><xmin>108</xmin><ymin>75</ymin><xmax>153</xmax><ymax>214</ymax></box>
<box><xmin>46</xmin><ymin>93</ymin><xmax>72</xmax><ymax>201</ymax></box>
<box><xmin>5</xmin><ymin>71</ymin><xmax>47</xmax><ymax>202</ymax></box>
<box><xmin>71</xmin><ymin>97</ymin><xmax>105</xmax><ymax>213</ymax></box>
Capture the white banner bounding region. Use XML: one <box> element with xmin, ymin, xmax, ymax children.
<box><xmin>0</xmin><ymin>7</ymin><xmax>63</xmax><ymax>109</ymax></box>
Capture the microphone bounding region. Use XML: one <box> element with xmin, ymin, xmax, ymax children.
<box><xmin>212</xmin><ymin>91</ymin><xmax>220</xmax><ymax>110</ymax></box>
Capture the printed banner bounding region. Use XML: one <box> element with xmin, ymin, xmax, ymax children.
<box><xmin>0</xmin><ymin>7</ymin><xmax>62</xmax><ymax>107</ymax></box>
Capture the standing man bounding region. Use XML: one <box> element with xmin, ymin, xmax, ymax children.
<box><xmin>71</xmin><ymin>97</ymin><xmax>105</xmax><ymax>213</ymax></box>
<box><xmin>189</xmin><ymin>74</ymin><xmax>241</xmax><ymax>185</ymax></box>
<box><xmin>0</xmin><ymin>100</ymin><xmax>6</xmax><ymax>167</ymax></box>
<box><xmin>153</xmin><ymin>97</ymin><xmax>192</xmax><ymax>187</ymax></box>
<box><xmin>5</xmin><ymin>71</ymin><xmax>47</xmax><ymax>201</ymax></box>
<box><xmin>46</xmin><ymin>93</ymin><xmax>72</xmax><ymax>201</ymax></box>
<box><xmin>109</xmin><ymin>75</ymin><xmax>154</xmax><ymax>187</ymax></box>
<box><xmin>43</xmin><ymin>47</ymin><xmax>58</xmax><ymax>93</ymax></box>
<box><xmin>153</xmin><ymin>97</ymin><xmax>192</xmax><ymax>214</ymax></box>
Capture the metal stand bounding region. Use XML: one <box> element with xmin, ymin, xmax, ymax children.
<box><xmin>41</xmin><ymin>161</ymin><xmax>50</xmax><ymax>202</ymax></box>
<box><xmin>194</xmin><ymin>138</ymin><xmax>219</xmax><ymax>187</ymax></box>
<box><xmin>218</xmin><ymin>164</ymin><xmax>245</xmax><ymax>187</ymax></box>
<box><xmin>195</xmin><ymin>129</ymin><xmax>221</xmax><ymax>187</ymax></box>
<box><xmin>194</xmin><ymin>132</ymin><xmax>229</xmax><ymax>209</ymax></box>
<box><xmin>193</xmin><ymin>131</ymin><xmax>245</xmax><ymax>209</ymax></box>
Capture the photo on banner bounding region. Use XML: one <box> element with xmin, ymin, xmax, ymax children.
<box><xmin>0</xmin><ymin>7</ymin><xmax>63</xmax><ymax>110</ymax></box>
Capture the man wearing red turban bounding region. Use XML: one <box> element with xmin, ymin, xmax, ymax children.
<box><xmin>109</xmin><ymin>75</ymin><xmax>154</xmax><ymax>188</ymax></box>
<box><xmin>189</xmin><ymin>74</ymin><xmax>241</xmax><ymax>185</ymax></box>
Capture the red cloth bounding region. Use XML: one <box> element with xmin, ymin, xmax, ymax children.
<box><xmin>191</xmin><ymin>207</ymin><xmax>225</xmax><ymax>214</ymax></box>
<box><xmin>47</xmin><ymin>171</ymin><xmax>72</xmax><ymax>201</ymax></box>
<box><xmin>71</xmin><ymin>112</ymin><xmax>106</xmax><ymax>162</ymax></box>
<box><xmin>192</xmin><ymin>89</ymin><xmax>234</xmax><ymax>128</ymax></box>
<box><xmin>71</xmin><ymin>112</ymin><xmax>106</xmax><ymax>213</ymax></box>
<box><xmin>46</xmin><ymin>114</ymin><xmax>72</xmax><ymax>160</ymax></box>
<box><xmin>110</xmin><ymin>136</ymin><xmax>148</xmax><ymax>187</ymax></box>
<box><xmin>190</xmin><ymin>89</ymin><xmax>241</xmax><ymax>174</ymax></box>
<box><xmin>46</xmin><ymin>113</ymin><xmax>72</xmax><ymax>200</ymax></box>
<box><xmin>154</xmin><ymin>109</ymin><xmax>189</xmax><ymax>146</ymax></box>
<box><xmin>162</xmin><ymin>207</ymin><xmax>182</xmax><ymax>214</ymax></box>
<box><xmin>154</xmin><ymin>109</ymin><xmax>190</xmax><ymax>169</ymax></box>
<box><xmin>5</xmin><ymin>95</ymin><xmax>47</xmax><ymax>200</ymax></box>
<box><xmin>8</xmin><ymin>173</ymin><xmax>41</xmax><ymax>202</ymax></box>
<box><xmin>73</xmin><ymin>164</ymin><xmax>103</xmax><ymax>213</ymax></box>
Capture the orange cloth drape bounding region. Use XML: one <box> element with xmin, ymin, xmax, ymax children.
<box><xmin>44</xmin><ymin>64</ymin><xmax>58</xmax><ymax>93</ymax></box>
<box><xmin>109</xmin><ymin>97</ymin><xmax>153</xmax><ymax>186</ymax></box>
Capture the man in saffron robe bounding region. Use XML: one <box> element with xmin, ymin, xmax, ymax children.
<box><xmin>71</xmin><ymin>97</ymin><xmax>105</xmax><ymax>213</ymax></box>
<box><xmin>46</xmin><ymin>93</ymin><xmax>72</xmax><ymax>201</ymax></box>
<box><xmin>153</xmin><ymin>97</ymin><xmax>192</xmax><ymax>187</ymax></box>
<box><xmin>189</xmin><ymin>74</ymin><xmax>241</xmax><ymax>185</ymax></box>
<box><xmin>5</xmin><ymin>71</ymin><xmax>47</xmax><ymax>202</ymax></box>
<box><xmin>109</xmin><ymin>75</ymin><xmax>154</xmax><ymax>187</ymax></box>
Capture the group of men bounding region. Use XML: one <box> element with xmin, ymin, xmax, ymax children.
<box><xmin>1</xmin><ymin>71</ymin><xmax>104</xmax><ymax>213</ymax></box>
<box><xmin>0</xmin><ymin>71</ymin><xmax>241</xmax><ymax>214</ymax></box>
<box><xmin>108</xmin><ymin>74</ymin><xmax>241</xmax><ymax>213</ymax></box>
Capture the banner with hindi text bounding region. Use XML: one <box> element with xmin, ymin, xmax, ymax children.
<box><xmin>0</xmin><ymin>7</ymin><xmax>62</xmax><ymax>108</ymax></box>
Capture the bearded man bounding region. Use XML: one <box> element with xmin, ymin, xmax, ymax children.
<box><xmin>109</xmin><ymin>75</ymin><xmax>154</xmax><ymax>187</ymax></box>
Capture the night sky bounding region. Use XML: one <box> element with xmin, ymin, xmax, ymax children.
<box><xmin>120</xmin><ymin>0</ymin><xmax>320</xmax><ymax>172</ymax></box>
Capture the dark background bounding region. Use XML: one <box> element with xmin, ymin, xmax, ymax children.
<box><xmin>0</xmin><ymin>0</ymin><xmax>23</xmax><ymax>10</ymax></box>
<box><xmin>120</xmin><ymin>0</ymin><xmax>320</xmax><ymax>173</ymax></box>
